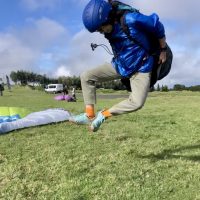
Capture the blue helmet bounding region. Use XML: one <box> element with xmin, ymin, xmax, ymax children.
<box><xmin>82</xmin><ymin>0</ymin><xmax>112</xmax><ymax>33</ymax></box>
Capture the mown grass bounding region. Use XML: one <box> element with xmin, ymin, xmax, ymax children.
<box><xmin>0</xmin><ymin>86</ymin><xmax>200</xmax><ymax>200</ymax></box>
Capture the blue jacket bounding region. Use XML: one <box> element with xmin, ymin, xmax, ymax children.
<box><xmin>105</xmin><ymin>12</ymin><xmax>165</xmax><ymax>77</ymax></box>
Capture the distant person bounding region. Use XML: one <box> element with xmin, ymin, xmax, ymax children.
<box><xmin>6</xmin><ymin>75</ymin><xmax>11</xmax><ymax>91</ymax></box>
<box><xmin>63</xmin><ymin>85</ymin><xmax>68</xmax><ymax>96</ymax></box>
<box><xmin>69</xmin><ymin>0</ymin><xmax>172</xmax><ymax>132</ymax></box>
<box><xmin>0</xmin><ymin>82</ymin><xmax>4</xmax><ymax>96</ymax></box>
<box><xmin>72</xmin><ymin>87</ymin><xmax>76</xmax><ymax>101</ymax></box>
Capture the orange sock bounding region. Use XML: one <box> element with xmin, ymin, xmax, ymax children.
<box><xmin>85</xmin><ymin>105</ymin><xmax>95</xmax><ymax>119</ymax></box>
<box><xmin>102</xmin><ymin>109</ymin><xmax>112</xmax><ymax>118</ymax></box>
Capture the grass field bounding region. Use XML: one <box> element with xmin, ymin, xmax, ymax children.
<box><xmin>0</xmin><ymin>87</ymin><xmax>200</xmax><ymax>200</ymax></box>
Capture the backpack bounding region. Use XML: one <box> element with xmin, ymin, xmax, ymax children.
<box><xmin>109</xmin><ymin>1</ymin><xmax>173</xmax><ymax>89</ymax></box>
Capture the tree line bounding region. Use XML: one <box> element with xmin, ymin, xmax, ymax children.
<box><xmin>151</xmin><ymin>84</ymin><xmax>200</xmax><ymax>92</ymax></box>
<box><xmin>10</xmin><ymin>71</ymin><xmax>56</xmax><ymax>85</ymax></box>
<box><xmin>10</xmin><ymin>70</ymin><xmax>81</xmax><ymax>89</ymax></box>
<box><xmin>9</xmin><ymin>70</ymin><xmax>200</xmax><ymax>92</ymax></box>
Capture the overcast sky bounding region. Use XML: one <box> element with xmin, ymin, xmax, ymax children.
<box><xmin>0</xmin><ymin>0</ymin><xmax>199</xmax><ymax>87</ymax></box>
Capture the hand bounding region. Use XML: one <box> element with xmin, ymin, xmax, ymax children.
<box><xmin>158</xmin><ymin>51</ymin><xmax>167</xmax><ymax>64</ymax></box>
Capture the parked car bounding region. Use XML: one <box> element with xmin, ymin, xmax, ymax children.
<box><xmin>45</xmin><ymin>84</ymin><xmax>63</xmax><ymax>93</ymax></box>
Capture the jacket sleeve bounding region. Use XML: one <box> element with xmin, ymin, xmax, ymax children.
<box><xmin>125</xmin><ymin>12</ymin><xmax>165</xmax><ymax>39</ymax></box>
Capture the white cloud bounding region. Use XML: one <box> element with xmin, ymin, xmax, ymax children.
<box><xmin>0</xmin><ymin>33</ymin><xmax>39</xmax><ymax>74</ymax></box>
<box><xmin>19</xmin><ymin>17</ymin><xmax>67</xmax><ymax>48</ymax></box>
<box><xmin>0</xmin><ymin>18</ymin><xmax>68</xmax><ymax>78</ymax></box>
<box><xmin>20</xmin><ymin>0</ymin><xmax>62</xmax><ymax>11</ymax></box>
<box><xmin>124</xmin><ymin>0</ymin><xmax>200</xmax><ymax>21</ymax></box>
<box><xmin>54</xmin><ymin>30</ymin><xmax>112</xmax><ymax>76</ymax></box>
<box><xmin>54</xmin><ymin>65</ymin><xmax>71</xmax><ymax>77</ymax></box>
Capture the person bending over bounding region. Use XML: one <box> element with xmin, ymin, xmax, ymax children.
<box><xmin>70</xmin><ymin>0</ymin><xmax>167</xmax><ymax>132</ymax></box>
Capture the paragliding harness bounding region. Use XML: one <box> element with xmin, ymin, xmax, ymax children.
<box><xmin>91</xmin><ymin>0</ymin><xmax>173</xmax><ymax>90</ymax></box>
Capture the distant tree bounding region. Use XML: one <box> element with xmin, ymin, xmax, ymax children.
<box><xmin>10</xmin><ymin>70</ymin><xmax>55</xmax><ymax>86</ymax></box>
<box><xmin>161</xmin><ymin>85</ymin><xmax>169</xmax><ymax>92</ymax></box>
<box><xmin>72</xmin><ymin>76</ymin><xmax>81</xmax><ymax>89</ymax></box>
<box><xmin>10</xmin><ymin>71</ymin><xmax>18</xmax><ymax>84</ymax></box>
<box><xmin>57</xmin><ymin>76</ymin><xmax>81</xmax><ymax>89</ymax></box>
<box><xmin>173</xmin><ymin>84</ymin><xmax>186</xmax><ymax>91</ymax></box>
<box><xmin>17</xmin><ymin>70</ymin><xmax>28</xmax><ymax>85</ymax></box>
<box><xmin>187</xmin><ymin>85</ymin><xmax>200</xmax><ymax>92</ymax></box>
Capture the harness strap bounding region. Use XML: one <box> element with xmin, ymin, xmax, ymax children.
<box><xmin>120</xmin><ymin>12</ymin><xmax>150</xmax><ymax>53</ymax></box>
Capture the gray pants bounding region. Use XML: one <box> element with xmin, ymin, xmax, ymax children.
<box><xmin>80</xmin><ymin>63</ymin><xmax>150</xmax><ymax>115</ymax></box>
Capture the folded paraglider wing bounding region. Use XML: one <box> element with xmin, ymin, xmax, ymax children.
<box><xmin>0</xmin><ymin>108</ymin><xmax>71</xmax><ymax>134</ymax></box>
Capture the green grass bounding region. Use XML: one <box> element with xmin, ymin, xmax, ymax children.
<box><xmin>0</xmin><ymin>87</ymin><xmax>200</xmax><ymax>200</ymax></box>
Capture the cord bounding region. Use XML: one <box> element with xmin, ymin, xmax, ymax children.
<box><xmin>91</xmin><ymin>43</ymin><xmax>114</xmax><ymax>55</ymax></box>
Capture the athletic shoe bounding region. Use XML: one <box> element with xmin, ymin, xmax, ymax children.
<box><xmin>90</xmin><ymin>111</ymin><xmax>106</xmax><ymax>132</ymax></box>
<box><xmin>69</xmin><ymin>113</ymin><xmax>92</xmax><ymax>125</ymax></box>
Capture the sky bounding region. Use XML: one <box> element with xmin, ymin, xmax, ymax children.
<box><xmin>0</xmin><ymin>0</ymin><xmax>199</xmax><ymax>87</ymax></box>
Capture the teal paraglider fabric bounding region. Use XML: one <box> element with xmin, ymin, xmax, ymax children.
<box><xmin>0</xmin><ymin>114</ymin><xmax>21</xmax><ymax>123</ymax></box>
